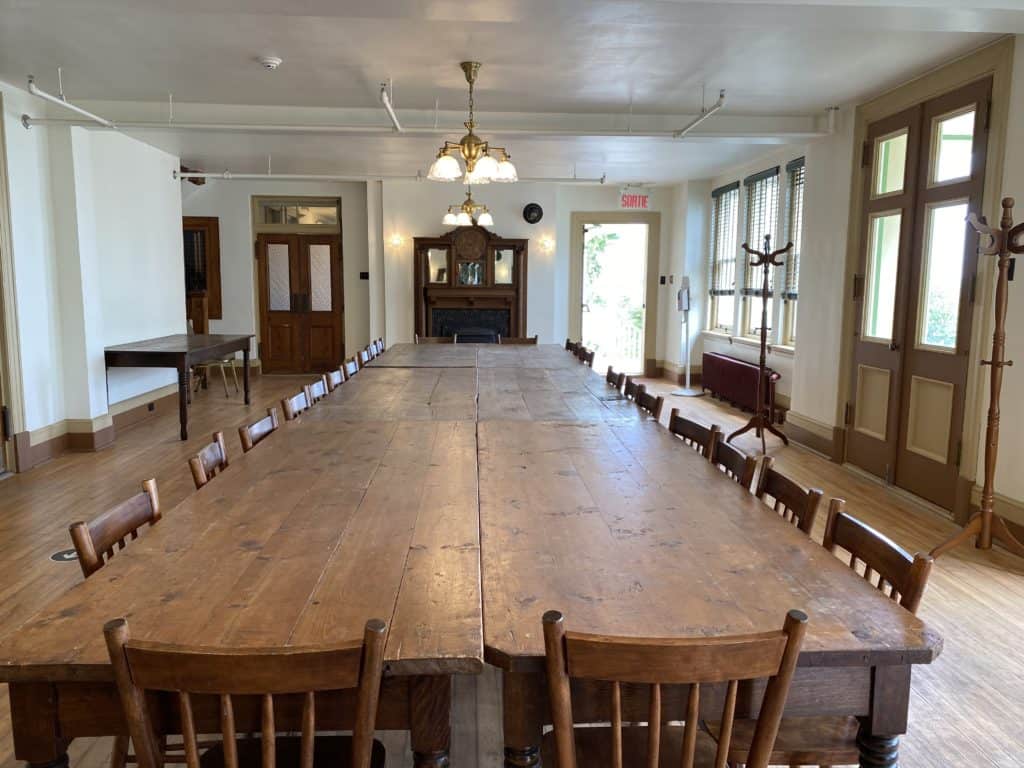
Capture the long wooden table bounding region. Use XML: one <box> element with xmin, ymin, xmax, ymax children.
<box><xmin>104</xmin><ymin>334</ymin><xmax>253</xmax><ymax>440</ymax></box>
<box><xmin>0</xmin><ymin>344</ymin><xmax>940</xmax><ymax>768</ymax></box>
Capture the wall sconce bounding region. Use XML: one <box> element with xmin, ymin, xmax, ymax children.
<box><xmin>388</xmin><ymin>233</ymin><xmax>405</xmax><ymax>248</ymax></box>
<box><xmin>538</xmin><ymin>235</ymin><xmax>555</xmax><ymax>254</ymax></box>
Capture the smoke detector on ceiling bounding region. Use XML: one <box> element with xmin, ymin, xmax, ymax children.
<box><xmin>257</xmin><ymin>56</ymin><xmax>283</xmax><ymax>71</ymax></box>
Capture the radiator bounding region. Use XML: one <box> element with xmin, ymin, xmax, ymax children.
<box><xmin>702</xmin><ymin>352</ymin><xmax>782</xmax><ymax>420</ymax></box>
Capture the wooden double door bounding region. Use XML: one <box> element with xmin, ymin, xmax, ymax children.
<box><xmin>257</xmin><ymin>234</ymin><xmax>344</xmax><ymax>374</ymax></box>
<box><xmin>846</xmin><ymin>78</ymin><xmax>991</xmax><ymax>508</ymax></box>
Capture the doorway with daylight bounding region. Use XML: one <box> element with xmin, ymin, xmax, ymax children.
<box><xmin>578</xmin><ymin>221</ymin><xmax>651</xmax><ymax>375</ymax></box>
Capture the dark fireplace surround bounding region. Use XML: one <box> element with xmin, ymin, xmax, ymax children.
<box><xmin>414</xmin><ymin>225</ymin><xmax>528</xmax><ymax>340</ymax></box>
<box><xmin>431</xmin><ymin>308</ymin><xmax>510</xmax><ymax>339</ymax></box>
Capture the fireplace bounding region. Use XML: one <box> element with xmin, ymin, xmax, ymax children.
<box><xmin>414</xmin><ymin>225</ymin><xmax>529</xmax><ymax>339</ymax></box>
<box><xmin>431</xmin><ymin>308</ymin><xmax>510</xmax><ymax>340</ymax></box>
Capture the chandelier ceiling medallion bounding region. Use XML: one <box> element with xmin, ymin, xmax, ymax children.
<box><xmin>427</xmin><ymin>61</ymin><xmax>518</xmax><ymax>184</ymax></box>
<box><xmin>443</xmin><ymin>187</ymin><xmax>494</xmax><ymax>227</ymax></box>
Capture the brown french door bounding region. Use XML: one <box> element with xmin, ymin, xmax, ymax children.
<box><xmin>847</xmin><ymin>78</ymin><xmax>991</xmax><ymax>508</ymax></box>
<box><xmin>257</xmin><ymin>234</ymin><xmax>344</xmax><ymax>374</ymax></box>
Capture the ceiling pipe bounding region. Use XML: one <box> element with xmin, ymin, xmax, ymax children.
<box><xmin>380</xmin><ymin>82</ymin><xmax>404</xmax><ymax>133</ymax></box>
<box><xmin>25</xmin><ymin>75</ymin><xmax>116</xmax><ymax>129</ymax></box>
<box><xmin>673</xmin><ymin>89</ymin><xmax>725</xmax><ymax>139</ymax></box>
<box><xmin>172</xmin><ymin>170</ymin><xmax>606</xmax><ymax>184</ymax></box>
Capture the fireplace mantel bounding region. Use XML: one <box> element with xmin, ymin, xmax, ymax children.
<box><xmin>413</xmin><ymin>226</ymin><xmax>528</xmax><ymax>339</ymax></box>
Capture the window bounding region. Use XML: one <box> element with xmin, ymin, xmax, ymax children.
<box><xmin>707</xmin><ymin>183</ymin><xmax>739</xmax><ymax>331</ymax></box>
<box><xmin>872</xmin><ymin>129</ymin><xmax>908</xmax><ymax>197</ymax></box>
<box><xmin>782</xmin><ymin>158</ymin><xmax>805</xmax><ymax>345</ymax></box>
<box><xmin>742</xmin><ymin>168</ymin><xmax>780</xmax><ymax>337</ymax></box>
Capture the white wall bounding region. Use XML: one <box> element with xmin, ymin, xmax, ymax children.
<box><xmin>88</xmin><ymin>131</ymin><xmax>186</xmax><ymax>406</ymax></box>
<box><xmin>181</xmin><ymin>180</ymin><xmax>369</xmax><ymax>356</ymax></box>
<box><xmin>986</xmin><ymin>34</ymin><xmax>1024</xmax><ymax>504</ymax></box>
<box><xmin>0</xmin><ymin>81</ymin><xmax>64</xmax><ymax>432</ymax></box>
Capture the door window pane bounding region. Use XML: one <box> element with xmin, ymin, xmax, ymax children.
<box><xmin>428</xmin><ymin>249</ymin><xmax>448</xmax><ymax>283</ymax></box>
<box><xmin>917</xmin><ymin>201</ymin><xmax>968</xmax><ymax>350</ymax></box>
<box><xmin>494</xmin><ymin>249</ymin><xmax>514</xmax><ymax>284</ymax></box>
<box><xmin>309</xmin><ymin>244</ymin><xmax>332</xmax><ymax>312</ymax></box>
<box><xmin>863</xmin><ymin>212</ymin><xmax>902</xmax><ymax>342</ymax></box>
<box><xmin>298</xmin><ymin>206</ymin><xmax>338</xmax><ymax>226</ymax></box>
<box><xmin>931</xmin><ymin>109</ymin><xmax>975</xmax><ymax>184</ymax></box>
<box><xmin>268</xmin><ymin>244</ymin><xmax>291</xmax><ymax>311</ymax></box>
<box><xmin>873</xmin><ymin>130</ymin><xmax>908</xmax><ymax>197</ymax></box>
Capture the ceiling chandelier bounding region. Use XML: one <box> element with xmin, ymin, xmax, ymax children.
<box><xmin>427</xmin><ymin>61</ymin><xmax>518</xmax><ymax>184</ymax></box>
<box><xmin>443</xmin><ymin>187</ymin><xmax>494</xmax><ymax>227</ymax></box>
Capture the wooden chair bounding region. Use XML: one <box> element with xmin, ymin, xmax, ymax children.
<box><xmin>605</xmin><ymin>366</ymin><xmax>626</xmax><ymax>392</ymax></box>
<box><xmin>414</xmin><ymin>334</ymin><xmax>453</xmax><ymax>344</ymax></box>
<box><xmin>343</xmin><ymin>357</ymin><xmax>360</xmax><ymax>378</ymax></box>
<box><xmin>710</xmin><ymin>439</ymin><xmax>758</xmax><ymax>490</ymax></box>
<box><xmin>575</xmin><ymin>345</ymin><xmax>588</xmax><ymax>362</ymax></box>
<box><xmin>281</xmin><ymin>390</ymin><xmax>312</xmax><ymax>421</ymax></box>
<box><xmin>103</xmin><ymin>617</ymin><xmax>388</xmax><ymax>768</ymax></box>
<box><xmin>238</xmin><ymin>408</ymin><xmax>280</xmax><ymax>453</ymax></box>
<box><xmin>565</xmin><ymin>339</ymin><xmax>580</xmax><ymax>353</ymax></box>
<box><xmin>581</xmin><ymin>349</ymin><xmax>595</xmax><ymax>368</ymax></box>
<box><xmin>188</xmin><ymin>432</ymin><xmax>229</xmax><ymax>490</ymax></box>
<box><xmin>541</xmin><ymin>608</ymin><xmax>808</xmax><ymax>768</ymax></box>
<box><xmin>623</xmin><ymin>376</ymin><xmax>640</xmax><ymax>401</ymax></box>
<box><xmin>667</xmin><ymin>409</ymin><xmax>720</xmax><ymax>458</ymax></box>
<box><xmin>69</xmin><ymin>480</ymin><xmax>160</xmax><ymax>579</ymax></box>
<box><xmin>326</xmin><ymin>367</ymin><xmax>346</xmax><ymax>392</ymax></box>
<box><xmin>634</xmin><ymin>384</ymin><xmax>664</xmax><ymax>420</ymax></box>
<box><xmin>306</xmin><ymin>375</ymin><xmax>329</xmax><ymax>404</ymax></box>
<box><xmin>499</xmin><ymin>335</ymin><xmax>539</xmax><ymax>345</ymax></box>
<box><xmin>754</xmin><ymin>457</ymin><xmax>824</xmax><ymax>536</ymax></box>
<box><xmin>705</xmin><ymin>500</ymin><xmax>933</xmax><ymax>767</ymax></box>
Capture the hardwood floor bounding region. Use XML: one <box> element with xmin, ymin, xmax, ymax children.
<box><xmin>0</xmin><ymin>373</ymin><xmax>1021</xmax><ymax>767</ymax></box>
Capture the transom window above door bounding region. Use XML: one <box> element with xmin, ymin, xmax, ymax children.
<box><xmin>929</xmin><ymin>106</ymin><xmax>976</xmax><ymax>186</ymax></box>
<box><xmin>872</xmin><ymin>128</ymin><xmax>909</xmax><ymax>198</ymax></box>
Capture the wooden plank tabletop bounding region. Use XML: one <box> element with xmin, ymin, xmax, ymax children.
<box><xmin>478</xmin><ymin>418</ymin><xmax>942</xmax><ymax>670</ymax></box>
<box><xmin>104</xmin><ymin>334</ymin><xmax>252</xmax><ymax>355</ymax></box>
<box><xmin>0</xmin><ymin>415</ymin><xmax>482</xmax><ymax>681</ymax></box>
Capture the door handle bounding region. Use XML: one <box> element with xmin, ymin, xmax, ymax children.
<box><xmin>582</xmin><ymin>303</ymin><xmax>590</xmax><ymax>312</ymax></box>
<box><xmin>889</xmin><ymin>342</ymin><xmax>900</xmax><ymax>351</ymax></box>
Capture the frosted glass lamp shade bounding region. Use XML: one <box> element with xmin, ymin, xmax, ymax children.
<box><xmin>442</xmin><ymin>212</ymin><xmax>458</xmax><ymax>226</ymax></box>
<box><xmin>494</xmin><ymin>159</ymin><xmax>518</xmax><ymax>182</ymax></box>
<box><xmin>428</xmin><ymin>154</ymin><xmax>461</xmax><ymax>181</ymax></box>
<box><xmin>465</xmin><ymin>154</ymin><xmax>499</xmax><ymax>184</ymax></box>
<box><xmin>455</xmin><ymin>211</ymin><xmax>473</xmax><ymax>226</ymax></box>
<box><xmin>477</xmin><ymin>211</ymin><xmax>494</xmax><ymax>226</ymax></box>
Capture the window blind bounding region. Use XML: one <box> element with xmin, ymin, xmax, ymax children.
<box><xmin>784</xmin><ymin>158</ymin><xmax>805</xmax><ymax>300</ymax></box>
<box><xmin>709</xmin><ymin>184</ymin><xmax>739</xmax><ymax>297</ymax></box>
<box><xmin>742</xmin><ymin>168</ymin><xmax>780</xmax><ymax>297</ymax></box>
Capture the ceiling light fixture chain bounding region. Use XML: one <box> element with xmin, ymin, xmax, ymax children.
<box><xmin>427</xmin><ymin>61</ymin><xmax>518</xmax><ymax>184</ymax></box>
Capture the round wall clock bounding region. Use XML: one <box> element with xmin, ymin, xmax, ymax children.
<box><xmin>522</xmin><ymin>203</ymin><xmax>544</xmax><ymax>224</ymax></box>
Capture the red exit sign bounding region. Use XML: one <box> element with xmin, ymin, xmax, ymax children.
<box><xmin>619</xmin><ymin>188</ymin><xmax>650</xmax><ymax>210</ymax></box>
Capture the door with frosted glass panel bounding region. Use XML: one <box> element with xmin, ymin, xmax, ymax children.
<box><xmin>257</xmin><ymin>234</ymin><xmax>344</xmax><ymax>373</ymax></box>
<box><xmin>847</xmin><ymin>106</ymin><xmax>922</xmax><ymax>481</ymax></box>
<box><xmin>894</xmin><ymin>78</ymin><xmax>990</xmax><ymax>506</ymax></box>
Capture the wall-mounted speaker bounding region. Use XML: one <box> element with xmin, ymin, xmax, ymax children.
<box><xmin>522</xmin><ymin>203</ymin><xmax>544</xmax><ymax>224</ymax></box>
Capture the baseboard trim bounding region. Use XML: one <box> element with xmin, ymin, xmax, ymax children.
<box><xmin>968</xmin><ymin>486</ymin><xmax>1024</xmax><ymax>529</ymax></box>
<box><xmin>655</xmin><ymin>359</ymin><xmax>703</xmax><ymax>386</ymax></box>
<box><xmin>786</xmin><ymin>411</ymin><xmax>844</xmax><ymax>463</ymax></box>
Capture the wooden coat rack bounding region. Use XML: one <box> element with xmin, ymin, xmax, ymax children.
<box><xmin>931</xmin><ymin>197</ymin><xmax>1024</xmax><ymax>559</ymax></box>
<box><xmin>727</xmin><ymin>234</ymin><xmax>790</xmax><ymax>454</ymax></box>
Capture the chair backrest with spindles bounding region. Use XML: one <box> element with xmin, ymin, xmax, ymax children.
<box><xmin>623</xmin><ymin>376</ymin><xmax>640</xmax><ymax>401</ymax></box>
<box><xmin>542</xmin><ymin>609</ymin><xmax>808</xmax><ymax>768</ymax></box>
<box><xmin>103</xmin><ymin>617</ymin><xmax>387</xmax><ymax>768</ymax></box>
<box><xmin>755</xmin><ymin>458</ymin><xmax>824</xmax><ymax>536</ymax></box>
<box><xmin>306</xmin><ymin>375</ymin><xmax>329</xmax><ymax>404</ymax></box>
<box><xmin>326</xmin><ymin>368</ymin><xmax>346</xmax><ymax>392</ymax></box>
<box><xmin>634</xmin><ymin>384</ymin><xmax>664</xmax><ymax>420</ymax></box>
<box><xmin>668</xmin><ymin>409</ymin><xmax>720</xmax><ymax>459</ymax></box>
<box><xmin>823</xmin><ymin>499</ymin><xmax>933</xmax><ymax>613</ymax></box>
<box><xmin>575</xmin><ymin>345</ymin><xmax>588</xmax><ymax>362</ymax></box>
<box><xmin>188</xmin><ymin>432</ymin><xmax>229</xmax><ymax>490</ymax></box>
<box><xmin>605</xmin><ymin>366</ymin><xmax>626</xmax><ymax>392</ymax></box>
<box><xmin>581</xmin><ymin>349</ymin><xmax>595</xmax><ymax>368</ymax></box>
<box><xmin>281</xmin><ymin>389</ymin><xmax>312</xmax><ymax>421</ymax></box>
<box><xmin>710</xmin><ymin>439</ymin><xmax>758</xmax><ymax>490</ymax></box>
<box><xmin>238</xmin><ymin>408</ymin><xmax>280</xmax><ymax>453</ymax></box>
<box><xmin>69</xmin><ymin>479</ymin><xmax>161</xmax><ymax>578</ymax></box>
<box><xmin>343</xmin><ymin>358</ymin><xmax>360</xmax><ymax>378</ymax></box>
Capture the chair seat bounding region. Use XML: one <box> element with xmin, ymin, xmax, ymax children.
<box><xmin>703</xmin><ymin>715</ymin><xmax>860</xmax><ymax>765</ymax></box>
<box><xmin>541</xmin><ymin>725</ymin><xmax>719</xmax><ymax>767</ymax></box>
<box><xmin>199</xmin><ymin>735</ymin><xmax>386</xmax><ymax>768</ymax></box>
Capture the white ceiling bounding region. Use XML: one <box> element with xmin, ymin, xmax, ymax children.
<box><xmin>1</xmin><ymin>0</ymin><xmax>1016</xmax><ymax>182</ymax></box>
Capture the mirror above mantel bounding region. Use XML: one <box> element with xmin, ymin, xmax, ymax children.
<box><xmin>413</xmin><ymin>225</ymin><xmax>528</xmax><ymax>340</ymax></box>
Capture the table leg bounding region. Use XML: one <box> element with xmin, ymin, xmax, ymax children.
<box><xmin>856</xmin><ymin>724</ymin><xmax>900</xmax><ymax>768</ymax></box>
<box><xmin>502</xmin><ymin>670</ymin><xmax>543</xmax><ymax>768</ymax></box>
<box><xmin>9</xmin><ymin>683</ymin><xmax>70</xmax><ymax>768</ymax></box>
<box><xmin>858</xmin><ymin>664</ymin><xmax>911</xmax><ymax>768</ymax></box>
<box><xmin>410</xmin><ymin>675</ymin><xmax>451</xmax><ymax>768</ymax></box>
<box><xmin>243</xmin><ymin>347</ymin><xmax>251</xmax><ymax>405</ymax></box>
<box><xmin>178</xmin><ymin>365</ymin><xmax>189</xmax><ymax>440</ymax></box>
